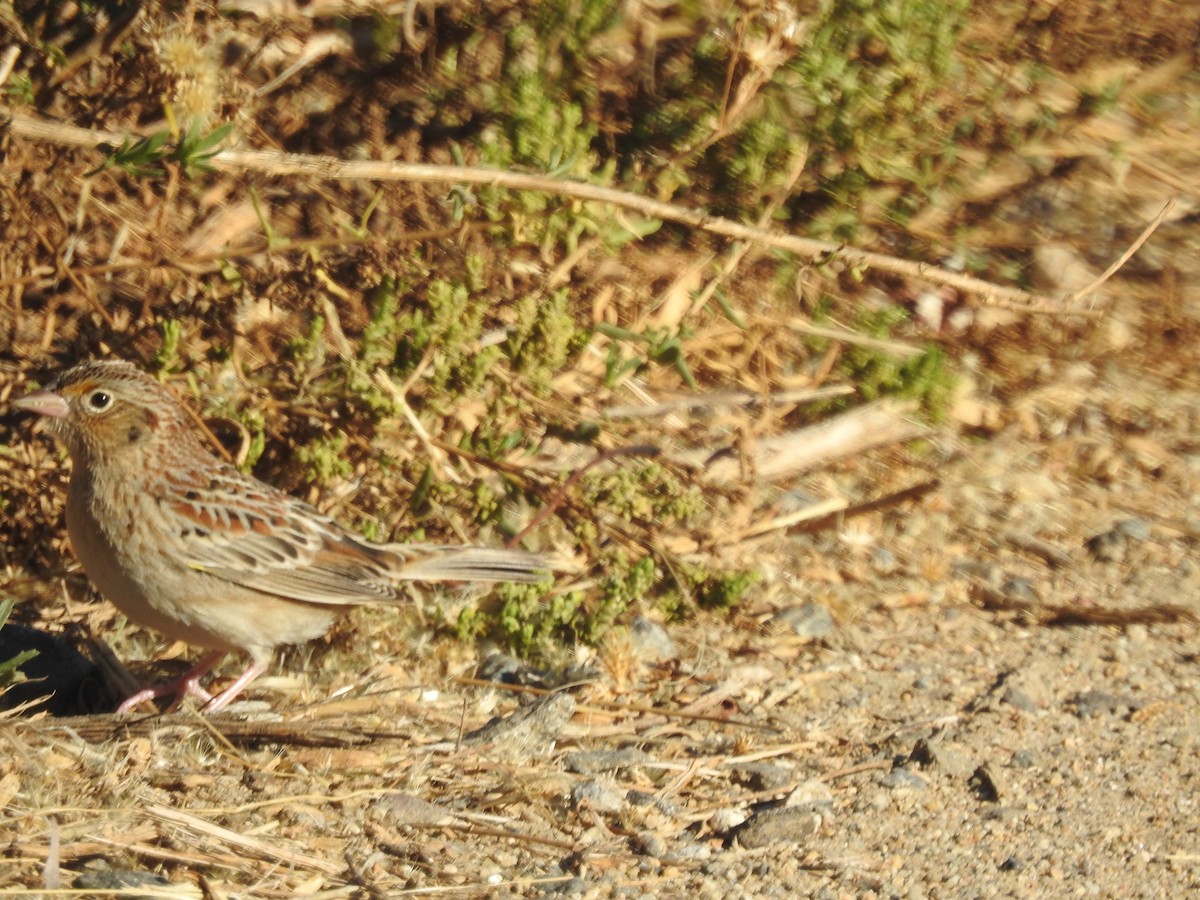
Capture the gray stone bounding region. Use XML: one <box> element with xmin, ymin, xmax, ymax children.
<box><xmin>563</xmin><ymin>748</ymin><xmax>649</xmax><ymax>775</ymax></box>
<box><xmin>733</xmin><ymin>807</ymin><xmax>821</xmax><ymax>849</ymax></box>
<box><xmin>1070</xmin><ymin>690</ymin><xmax>1137</xmax><ymax>718</ymax></box>
<box><xmin>871</xmin><ymin>547</ymin><xmax>898</xmax><ymax>575</ymax></box>
<box><xmin>909</xmin><ymin>738</ymin><xmax>975</xmax><ymax>779</ymax></box>
<box><xmin>971</xmin><ymin>763</ymin><xmax>1012</xmax><ymax>802</ymax></box>
<box><xmin>572</xmin><ymin>778</ymin><xmax>626</xmax><ymax>813</ymax></box>
<box><xmin>770</xmin><ymin>602</ymin><xmax>835</xmax><ymax>639</ymax></box>
<box><xmin>74</xmin><ymin>870</ymin><xmax>174</xmax><ymax>899</ymax></box>
<box><xmin>999</xmin><ymin>576</ymin><xmax>1039</xmax><ymax>603</ymax></box>
<box><xmin>463</xmin><ymin>692</ymin><xmax>575</xmax><ymax>760</ymax></box>
<box><xmin>1114</xmin><ymin>518</ymin><xmax>1150</xmax><ymax>541</ymax></box>
<box><xmin>881</xmin><ymin>767</ymin><xmax>929</xmax><ymax>791</ymax></box>
<box><xmin>726</xmin><ymin>761</ymin><xmax>794</xmax><ymax>791</ymax></box>
<box><xmin>1086</xmin><ymin>529</ymin><xmax>1127</xmax><ymax>562</ymax></box>
<box><xmin>629</xmin><ymin>615</ymin><xmax>677</xmax><ymax>662</ymax></box>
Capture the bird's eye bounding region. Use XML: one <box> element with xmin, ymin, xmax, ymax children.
<box><xmin>86</xmin><ymin>390</ymin><xmax>113</xmax><ymax>412</ymax></box>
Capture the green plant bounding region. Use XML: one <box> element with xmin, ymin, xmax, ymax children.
<box><xmin>454</xmin><ymin>551</ymin><xmax>666</xmax><ymax>655</ymax></box>
<box><xmin>813</xmin><ymin>304</ymin><xmax>956</xmax><ymax>418</ymax></box>
<box><xmin>4</xmin><ymin>74</ymin><xmax>34</xmax><ymax>105</ymax></box>
<box><xmin>152</xmin><ymin>319</ymin><xmax>184</xmax><ymax>374</ymax></box>
<box><xmin>90</xmin><ymin>123</ymin><xmax>232</xmax><ymax>179</ymax></box>
<box><xmin>689</xmin><ymin>565</ymin><xmax>760</xmax><ymax>611</ymax></box>
<box><xmin>393</xmin><ymin>278</ymin><xmax>502</xmax><ymax>404</ymax></box>
<box><xmin>506</xmin><ymin>289</ymin><xmax>589</xmax><ymax>394</ymax></box>
<box><xmin>296</xmin><ymin>434</ymin><xmax>353</xmax><ymax>485</ymax></box>
<box><xmin>596</xmin><ymin>323</ymin><xmax>698</xmax><ymax>389</ymax></box>
<box><xmin>0</xmin><ymin>599</ymin><xmax>37</xmax><ymax>689</ymax></box>
<box><xmin>580</xmin><ymin>461</ymin><xmax>705</xmax><ymax>529</ymax></box>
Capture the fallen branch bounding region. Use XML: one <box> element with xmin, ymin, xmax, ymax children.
<box><xmin>682</xmin><ymin>399</ymin><xmax>929</xmax><ymax>483</ymax></box>
<box><xmin>5</xmin><ymin>109</ymin><xmax>1064</xmax><ymax>311</ymax></box>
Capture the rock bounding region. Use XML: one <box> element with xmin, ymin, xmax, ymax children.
<box><xmin>1086</xmin><ymin>529</ymin><xmax>1127</xmax><ymax>562</ymax></box>
<box><xmin>999</xmin><ymin>576</ymin><xmax>1039</xmax><ymax>603</ymax></box>
<box><xmin>633</xmin><ymin>832</ymin><xmax>666</xmax><ymax>859</ymax></box>
<box><xmin>563</xmin><ymin>748</ymin><xmax>649</xmax><ymax>775</ymax></box>
<box><xmin>880</xmin><ymin>767</ymin><xmax>929</xmax><ymax>791</ymax></box>
<box><xmin>376</xmin><ymin>792</ymin><xmax>452</xmax><ymax>827</ymax></box>
<box><xmin>1009</xmin><ymin>750</ymin><xmax>1037</xmax><ymax>769</ymax></box>
<box><xmin>732</xmin><ymin>807</ymin><xmax>821</xmax><ymax>849</ymax></box>
<box><xmin>785</xmin><ymin>778</ymin><xmax>834</xmax><ymax>809</ymax></box>
<box><xmin>626</xmin><ymin>790</ymin><xmax>678</xmax><ymax>816</ymax></box>
<box><xmin>871</xmin><ymin>547</ymin><xmax>898</xmax><ymax>575</ymax></box>
<box><xmin>667</xmin><ymin>839</ymin><xmax>712</xmax><ymax>862</ymax></box>
<box><xmin>909</xmin><ymin>738</ymin><xmax>975</xmax><ymax>779</ymax></box>
<box><xmin>770</xmin><ymin>603</ymin><xmax>835</xmax><ymax>639</ymax></box>
<box><xmin>629</xmin><ymin>615</ymin><xmax>677</xmax><ymax>662</ymax></box>
<box><xmin>1001</xmin><ymin>684</ymin><xmax>1039</xmax><ymax>713</ymax></box>
<box><xmin>540</xmin><ymin>875</ymin><xmax>590</xmax><ymax>895</ymax></box>
<box><xmin>994</xmin><ymin>666</ymin><xmax>1055</xmax><ymax>712</ymax></box>
<box><xmin>708</xmin><ymin>807</ymin><xmax>749</xmax><ymax>834</ymax></box>
<box><xmin>971</xmin><ymin>763</ymin><xmax>1012</xmax><ymax>802</ymax></box>
<box><xmin>475</xmin><ymin>651</ymin><xmax>554</xmax><ymax>688</ymax></box>
<box><xmin>1070</xmin><ymin>690</ymin><xmax>1137</xmax><ymax>718</ymax></box>
<box><xmin>726</xmin><ymin>761</ymin><xmax>794</xmax><ymax>792</ymax></box>
<box><xmin>463</xmin><ymin>692</ymin><xmax>575</xmax><ymax>760</ymax></box>
<box><xmin>571</xmin><ymin>778</ymin><xmax>625</xmax><ymax>813</ymax></box>
<box><xmin>74</xmin><ymin>870</ymin><xmax>186</xmax><ymax>899</ymax></box>
<box><xmin>1114</xmin><ymin>518</ymin><xmax>1150</xmax><ymax>541</ymax></box>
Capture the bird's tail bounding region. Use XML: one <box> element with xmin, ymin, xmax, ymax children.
<box><xmin>388</xmin><ymin>544</ymin><xmax>549</xmax><ymax>584</ymax></box>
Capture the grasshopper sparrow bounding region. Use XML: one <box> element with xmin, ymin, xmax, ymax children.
<box><xmin>14</xmin><ymin>360</ymin><xmax>545</xmax><ymax>713</ymax></box>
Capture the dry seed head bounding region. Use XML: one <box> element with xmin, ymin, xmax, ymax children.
<box><xmin>156</xmin><ymin>28</ymin><xmax>221</xmax><ymax>128</ymax></box>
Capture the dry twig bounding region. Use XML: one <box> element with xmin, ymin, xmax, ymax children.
<box><xmin>4</xmin><ymin>110</ymin><xmax>1065</xmax><ymax>311</ymax></box>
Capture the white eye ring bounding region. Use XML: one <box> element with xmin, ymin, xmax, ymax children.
<box><xmin>85</xmin><ymin>390</ymin><xmax>113</xmax><ymax>412</ymax></box>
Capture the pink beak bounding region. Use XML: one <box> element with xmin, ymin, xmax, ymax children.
<box><xmin>12</xmin><ymin>389</ymin><xmax>70</xmax><ymax>419</ymax></box>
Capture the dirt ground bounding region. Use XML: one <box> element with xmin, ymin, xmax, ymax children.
<box><xmin>1</xmin><ymin>3</ymin><xmax>1199</xmax><ymax>898</ymax></box>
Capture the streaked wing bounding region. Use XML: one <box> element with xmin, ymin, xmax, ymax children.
<box><xmin>153</xmin><ymin>464</ymin><xmax>544</xmax><ymax>606</ymax></box>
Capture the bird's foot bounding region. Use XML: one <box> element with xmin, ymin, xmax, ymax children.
<box><xmin>115</xmin><ymin>650</ymin><xmax>224</xmax><ymax>714</ymax></box>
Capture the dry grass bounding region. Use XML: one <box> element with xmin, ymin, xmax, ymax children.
<box><xmin>1</xmin><ymin>0</ymin><xmax>1198</xmax><ymax>894</ymax></box>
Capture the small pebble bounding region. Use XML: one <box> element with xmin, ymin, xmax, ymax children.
<box><xmin>909</xmin><ymin>738</ymin><xmax>975</xmax><ymax>779</ymax></box>
<box><xmin>709</xmin><ymin>807</ymin><xmax>749</xmax><ymax>834</ymax></box>
<box><xmin>74</xmin><ymin>870</ymin><xmax>173</xmax><ymax>898</ymax></box>
<box><xmin>726</xmin><ymin>761</ymin><xmax>794</xmax><ymax>791</ymax></box>
<box><xmin>999</xmin><ymin>576</ymin><xmax>1039</xmax><ymax>603</ymax></box>
<box><xmin>880</xmin><ymin>767</ymin><xmax>929</xmax><ymax>791</ymax></box>
<box><xmin>629</xmin><ymin>615</ymin><xmax>677</xmax><ymax>662</ymax></box>
<box><xmin>785</xmin><ymin>778</ymin><xmax>834</xmax><ymax>809</ymax></box>
<box><xmin>871</xmin><ymin>547</ymin><xmax>898</xmax><ymax>575</ymax></box>
<box><xmin>770</xmin><ymin>602</ymin><xmax>835</xmax><ymax>639</ymax></box>
<box><xmin>971</xmin><ymin>763</ymin><xmax>1011</xmax><ymax>802</ymax></box>
<box><xmin>564</xmin><ymin>748</ymin><xmax>649</xmax><ymax>775</ymax></box>
<box><xmin>732</xmin><ymin>807</ymin><xmax>821</xmax><ymax>849</ymax></box>
<box><xmin>1086</xmin><ymin>529</ymin><xmax>1126</xmax><ymax>562</ymax></box>
<box><xmin>463</xmin><ymin>692</ymin><xmax>575</xmax><ymax>760</ymax></box>
<box><xmin>572</xmin><ymin>779</ymin><xmax>626</xmax><ymax>813</ymax></box>
<box><xmin>1070</xmin><ymin>690</ymin><xmax>1137</xmax><ymax>718</ymax></box>
<box><xmin>1114</xmin><ymin>518</ymin><xmax>1150</xmax><ymax>541</ymax></box>
<box><xmin>475</xmin><ymin>651</ymin><xmax>553</xmax><ymax>687</ymax></box>
<box><xmin>1001</xmin><ymin>684</ymin><xmax>1039</xmax><ymax>712</ymax></box>
<box><xmin>1010</xmin><ymin>750</ymin><xmax>1037</xmax><ymax>769</ymax></box>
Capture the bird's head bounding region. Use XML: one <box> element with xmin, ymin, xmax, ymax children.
<box><xmin>12</xmin><ymin>360</ymin><xmax>193</xmax><ymax>470</ymax></box>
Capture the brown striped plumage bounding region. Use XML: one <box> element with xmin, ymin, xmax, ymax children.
<box><xmin>14</xmin><ymin>360</ymin><xmax>546</xmax><ymax>713</ymax></box>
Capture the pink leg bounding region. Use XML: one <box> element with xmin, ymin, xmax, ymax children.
<box><xmin>115</xmin><ymin>650</ymin><xmax>226</xmax><ymax>715</ymax></box>
<box><xmin>202</xmin><ymin>660</ymin><xmax>269</xmax><ymax>713</ymax></box>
